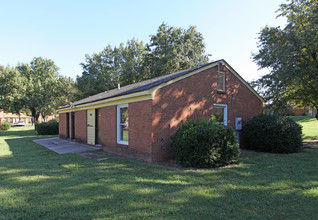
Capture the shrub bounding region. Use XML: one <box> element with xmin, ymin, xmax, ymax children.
<box><xmin>34</xmin><ymin>121</ymin><xmax>40</xmax><ymax>132</ymax></box>
<box><xmin>243</xmin><ymin>115</ymin><xmax>302</xmax><ymax>153</ymax></box>
<box><xmin>170</xmin><ymin>116</ymin><xmax>240</xmax><ymax>168</ymax></box>
<box><xmin>1</xmin><ymin>121</ymin><xmax>11</xmax><ymax>130</ymax></box>
<box><xmin>36</xmin><ymin>120</ymin><xmax>59</xmax><ymax>135</ymax></box>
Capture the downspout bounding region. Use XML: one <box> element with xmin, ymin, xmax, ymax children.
<box><xmin>231</xmin><ymin>90</ymin><xmax>234</xmax><ymax>127</ymax></box>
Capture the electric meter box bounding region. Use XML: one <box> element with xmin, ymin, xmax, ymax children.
<box><xmin>235</xmin><ymin>117</ymin><xmax>242</xmax><ymax>131</ymax></box>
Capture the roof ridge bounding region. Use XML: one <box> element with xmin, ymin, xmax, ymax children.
<box><xmin>62</xmin><ymin>60</ymin><xmax>220</xmax><ymax>108</ymax></box>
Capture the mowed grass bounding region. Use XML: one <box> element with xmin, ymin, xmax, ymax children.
<box><xmin>290</xmin><ymin>116</ymin><xmax>318</xmax><ymax>141</ymax></box>
<box><xmin>1</xmin><ymin>127</ymin><xmax>318</xmax><ymax>219</ymax></box>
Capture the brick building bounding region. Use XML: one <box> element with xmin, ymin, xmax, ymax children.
<box><xmin>0</xmin><ymin>110</ymin><xmax>32</xmax><ymax>124</ymax></box>
<box><xmin>58</xmin><ymin>60</ymin><xmax>263</xmax><ymax>162</ymax></box>
<box><xmin>0</xmin><ymin>110</ymin><xmax>57</xmax><ymax>125</ymax></box>
<box><xmin>38</xmin><ymin>114</ymin><xmax>56</xmax><ymax>123</ymax></box>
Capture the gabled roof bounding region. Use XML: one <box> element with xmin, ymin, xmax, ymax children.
<box><xmin>59</xmin><ymin>59</ymin><xmax>263</xmax><ymax>111</ymax></box>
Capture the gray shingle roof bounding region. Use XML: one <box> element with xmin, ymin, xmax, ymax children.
<box><xmin>59</xmin><ymin>60</ymin><xmax>220</xmax><ymax>109</ymax></box>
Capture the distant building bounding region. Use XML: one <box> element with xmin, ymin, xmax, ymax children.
<box><xmin>309</xmin><ymin>109</ymin><xmax>317</xmax><ymax>117</ymax></box>
<box><xmin>0</xmin><ymin>110</ymin><xmax>57</xmax><ymax>125</ymax></box>
<box><xmin>38</xmin><ymin>114</ymin><xmax>56</xmax><ymax>123</ymax></box>
<box><xmin>291</xmin><ymin>105</ymin><xmax>317</xmax><ymax>116</ymax></box>
<box><xmin>0</xmin><ymin>110</ymin><xmax>32</xmax><ymax>124</ymax></box>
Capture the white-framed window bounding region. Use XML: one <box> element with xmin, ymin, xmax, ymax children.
<box><xmin>213</xmin><ymin>104</ymin><xmax>228</xmax><ymax>126</ymax></box>
<box><xmin>217</xmin><ymin>71</ymin><xmax>226</xmax><ymax>92</ymax></box>
<box><xmin>117</xmin><ymin>104</ymin><xmax>129</xmax><ymax>145</ymax></box>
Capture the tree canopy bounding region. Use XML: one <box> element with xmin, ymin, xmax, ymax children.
<box><xmin>145</xmin><ymin>23</ymin><xmax>209</xmax><ymax>78</ymax></box>
<box><xmin>253</xmin><ymin>0</ymin><xmax>318</xmax><ymax>119</ymax></box>
<box><xmin>0</xmin><ymin>66</ymin><xmax>26</xmax><ymax>114</ymax></box>
<box><xmin>75</xmin><ymin>23</ymin><xmax>210</xmax><ymax>100</ymax></box>
<box><xmin>0</xmin><ymin>57</ymin><xmax>75</xmax><ymax>121</ymax></box>
<box><xmin>76</xmin><ymin>40</ymin><xmax>148</xmax><ymax>99</ymax></box>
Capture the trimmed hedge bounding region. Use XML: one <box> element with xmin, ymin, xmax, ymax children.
<box><xmin>34</xmin><ymin>121</ymin><xmax>40</xmax><ymax>132</ymax></box>
<box><xmin>1</xmin><ymin>121</ymin><xmax>11</xmax><ymax>130</ymax></box>
<box><xmin>243</xmin><ymin>115</ymin><xmax>303</xmax><ymax>153</ymax></box>
<box><xmin>170</xmin><ymin>116</ymin><xmax>240</xmax><ymax>168</ymax></box>
<box><xmin>36</xmin><ymin>120</ymin><xmax>59</xmax><ymax>135</ymax></box>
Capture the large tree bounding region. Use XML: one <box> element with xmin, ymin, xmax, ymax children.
<box><xmin>145</xmin><ymin>23</ymin><xmax>210</xmax><ymax>78</ymax></box>
<box><xmin>253</xmin><ymin>0</ymin><xmax>318</xmax><ymax>119</ymax></box>
<box><xmin>117</xmin><ymin>39</ymin><xmax>149</xmax><ymax>86</ymax></box>
<box><xmin>76</xmin><ymin>45</ymin><xmax>120</xmax><ymax>99</ymax></box>
<box><xmin>17</xmin><ymin>57</ymin><xmax>74</xmax><ymax>121</ymax></box>
<box><xmin>75</xmin><ymin>23</ymin><xmax>210</xmax><ymax>100</ymax></box>
<box><xmin>0</xmin><ymin>66</ymin><xmax>26</xmax><ymax>114</ymax></box>
<box><xmin>76</xmin><ymin>40</ymin><xmax>148</xmax><ymax>99</ymax></box>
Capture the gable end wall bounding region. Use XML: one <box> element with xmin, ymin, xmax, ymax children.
<box><xmin>151</xmin><ymin>65</ymin><xmax>263</xmax><ymax>162</ymax></box>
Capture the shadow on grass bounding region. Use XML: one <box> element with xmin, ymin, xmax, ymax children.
<box><xmin>0</xmin><ymin>128</ymin><xmax>57</xmax><ymax>140</ymax></box>
<box><xmin>303</xmin><ymin>135</ymin><xmax>318</xmax><ymax>141</ymax></box>
<box><xmin>1</xmin><ymin>135</ymin><xmax>318</xmax><ymax>219</ymax></box>
<box><xmin>290</xmin><ymin>116</ymin><xmax>316</xmax><ymax>123</ymax></box>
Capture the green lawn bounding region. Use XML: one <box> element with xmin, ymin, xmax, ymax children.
<box><xmin>1</xmin><ymin>127</ymin><xmax>318</xmax><ymax>219</ymax></box>
<box><xmin>290</xmin><ymin>116</ymin><xmax>318</xmax><ymax>141</ymax></box>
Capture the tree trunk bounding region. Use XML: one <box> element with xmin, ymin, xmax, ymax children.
<box><xmin>41</xmin><ymin>112</ymin><xmax>46</xmax><ymax>122</ymax></box>
<box><xmin>31</xmin><ymin>108</ymin><xmax>36</xmax><ymax>122</ymax></box>
<box><xmin>31</xmin><ymin>108</ymin><xmax>40</xmax><ymax>122</ymax></box>
<box><xmin>35</xmin><ymin>112</ymin><xmax>40</xmax><ymax>122</ymax></box>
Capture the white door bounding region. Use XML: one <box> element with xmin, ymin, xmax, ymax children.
<box><xmin>87</xmin><ymin>109</ymin><xmax>95</xmax><ymax>145</ymax></box>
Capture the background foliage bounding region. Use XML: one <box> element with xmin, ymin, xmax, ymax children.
<box><xmin>253</xmin><ymin>0</ymin><xmax>318</xmax><ymax>119</ymax></box>
<box><xmin>75</xmin><ymin>23</ymin><xmax>210</xmax><ymax>99</ymax></box>
<box><xmin>243</xmin><ymin>115</ymin><xmax>303</xmax><ymax>153</ymax></box>
<box><xmin>0</xmin><ymin>57</ymin><xmax>75</xmax><ymax>121</ymax></box>
<box><xmin>35</xmin><ymin>120</ymin><xmax>59</xmax><ymax>135</ymax></box>
<box><xmin>1</xmin><ymin>121</ymin><xmax>11</xmax><ymax>130</ymax></box>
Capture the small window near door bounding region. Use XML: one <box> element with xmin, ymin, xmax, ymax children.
<box><xmin>117</xmin><ymin>104</ymin><xmax>128</xmax><ymax>145</ymax></box>
<box><xmin>213</xmin><ymin>104</ymin><xmax>227</xmax><ymax>126</ymax></box>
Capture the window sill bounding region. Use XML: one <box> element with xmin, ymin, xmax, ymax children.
<box><xmin>117</xmin><ymin>140</ymin><xmax>128</xmax><ymax>146</ymax></box>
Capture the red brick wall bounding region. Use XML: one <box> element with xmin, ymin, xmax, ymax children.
<box><xmin>38</xmin><ymin>114</ymin><xmax>55</xmax><ymax>123</ymax></box>
<box><xmin>98</xmin><ymin>101</ymin><xmax>153</xmax><ymax>162</ymax></box>
<box><xmin>59</xmin><ymin>113</ymin><xmax>67</xmax><ymax>138</ymax></box>
<box><xmin>128</xmin><ymin>100</ymin><xmax>153</xmax><ymax>158</ymax></box>
<box><xmin>99</xmin><ymin>106</ymin><xmax>116</xmax><ymax>146</ymax></box>
<box><xmin>74</xmin><ymin>110</ymin><xmax>87</xmax><ymax>143</ymax></box>
<box><xmin>46</xmin><ymin>115</ymin><xmax>55</xmax><ymax>122</ymax></box>
<box><xmin>151</xmin><ymin>65</ymin><xmax>263</xmax><ymax>161</ymax></box>
<box><xmin>293</xmin><ymin>108</ymin><xmax>308</xmax><ymax>116</ymax></box>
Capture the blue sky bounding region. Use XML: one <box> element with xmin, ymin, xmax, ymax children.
<box><xmin>0</xmin><ymin>0</ymin><xmax>286</xmax><ymax>82</ymax></box>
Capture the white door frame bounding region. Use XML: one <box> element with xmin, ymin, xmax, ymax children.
<box><xmin>213</xmin><ymin>103</ymin><xmax>228</xmax><ymax>126</ymax></box>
